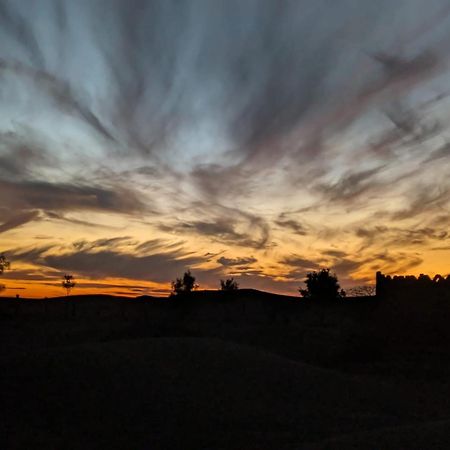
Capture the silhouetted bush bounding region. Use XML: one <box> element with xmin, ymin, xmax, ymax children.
<box><xmin>220</xmin><ymin>278</ymin><xmax>239</xmax><ymax>291</ymax></box>
<box><xmin>299</xmin><ymin>268</ymin><xmax>345</xmax><ymax>301</ymax></box>
<box><xmin>171</xmin><ymin>270</ymin><xmax>198</xmax><ymax>296</ymax></box>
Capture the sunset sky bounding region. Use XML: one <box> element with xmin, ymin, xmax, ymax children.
<box><xmin>0</xmin><ymin>0</ymin><xmax>449</xmax><ymax>298</ymax></box>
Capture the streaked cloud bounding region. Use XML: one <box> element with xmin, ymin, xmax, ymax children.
<box><xmin>0</xmin><ymin>0</ymin><xmax>449</xmax><ymax>296</ymax></box>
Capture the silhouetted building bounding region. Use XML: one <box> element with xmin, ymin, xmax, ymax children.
<box><xmin>376</xmin><ymin>271</ymin><xmax>450</xmax><ymax>300</ymax></box>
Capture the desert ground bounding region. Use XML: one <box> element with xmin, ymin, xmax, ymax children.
<box><xmin>2</xmin><ymin>290</ymin><xmax>450</xmax><ymax>449</ymax></box>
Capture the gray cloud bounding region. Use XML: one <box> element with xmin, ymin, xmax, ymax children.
<box><xmin>323</xmin><ymin>249</ymin><xmax>348</xmax><ymax>258</ymax></box>
<box><xmin>1</xmin><ymin>0</ymin><xmax>450</xmax><ymax>293</ymax></box>
<box><xmin>0</xmin><ymin>59</ymin><xmax>115</xmax><ymax>141</ymax></box>
<box><xmin>0</xmin><ymin>1</ymin><xmax>45</xmax><ymax>67</ymax></box>
<box><xmin>0</xmin><ymin>210</ymin><xmax>40</xmax><ymax>233</ymax></box>
<box><xmin>390</xmin><ymin>186</ymin><xmax>450</xmax><ymax>221</ymax></box>
<box><xmin>217</xmin><ymin>256</ymin><xmax>257</xmax><ymax>267</ymax></box>
<box><xmin>316</xmin><ymin>166</ymin><xmax>385</xmax><ymax>203</ymax></box>
<box><xmin>281</xmin><ymin>255</ymin><xmax>320</xmax><ymax>271</ymax></box>
<box><xmin>425</xmin><ymin>142</ymin><xmax>450</xmax><ymax>163</ymax></box>
<box><xmin>275</xmin><ymin>217</ymin><xmax>308</xmax><ymax>236</ymax></box>
<box><xmin>159</xmin><ymin>205</ymin><xmax>271</xmax><ymax>249</ymax></box>
<box><xmin>1</xmin><ymin>0</ymin><xmax>448</xmax><ymax>163</ymax></box>
<box><xmin>9</xmin><ymin>240</ymin><xmax>208</xmax><ymax>283</ymax></box>
<box><xmin>0</xmin><ymin>179</ymin><xmax>146</xmax><ymax>215</ymax></box>
<box><xmin>0</xmin><ymin>129</ymin><xmax>51</xmax><ymax>179</ymax></box>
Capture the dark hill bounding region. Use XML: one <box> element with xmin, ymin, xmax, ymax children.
<box><xmin>3</xmin><ymin>289</ymin><xmax>450</xmax><ymax>448</ymax></box>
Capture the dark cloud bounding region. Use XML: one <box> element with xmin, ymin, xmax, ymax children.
<box><xmin>281</xmin><ymin>255</ymin><xmax>320</xmax><ymax>270</ymax></box>
<box><xmin>357</xmin><ymin>225</ymin><xmax>448</xmax><ymax>248</ymax></box>
<box><xmin>0</xmin><ymin>179</ymin><xmax>147</xmax><ymax>215</ymax></box>
<box><xmin>217</xmin><ymin>256</ymin><xmax>257</xmax><ymax>267</ymax></box>
<box><xmin>160</xmin><ymin>209</ymin><xmax>271</xmax><ymax>249</ymax></box>
<box><xmin>0</xmin><ymin>210</ymin><xmax>40</xmax><ymax>233</ymax></box>
<box><xmin>10</xmin><ymin>243</ymin><xmax>207</xmax><ymax>283</ymax></box>
<box><xmin>316</xmin><ymin>166</ymin><xmax>384</xmax><ymax>203</ymax></box>
<box><xmin>369</xmin><ymin>103</ymin><xmax>442</xmax><ymax>156</ymax></box>
<box><xmin>331</xmin><ymin>258</ymin><xmax>364</xmax><ymax>275</ymax></box>
<box><xmin>425</xmin><ymin>142</ymin><xmax>450</xmax><ymax>163</ymax></box>
<box><xmin>0</xmin><ymin>129</ymin><xmax>51</xmax><ymax>179</ymax></box>
<box><xmin>323</xmin><ymin>249</ymin><xmax>348</xmax><ymax>258</ymax></box>
<box><xmin>72</xmin><ymin>236</ymin><xmax>133</xmax><ymax>252</ymax></box>
<box><xmin>390</xmin><ymin>186</ymin><xmax>450</xmax><ymax>221</ymax></box>
<box><xmin>390</xmin><ymin>255</ymin><xmax>424</xmax><ymax>273</ymax></box>
<box><xmin>275</xmin><ymin>217</ymin><xmax>307</xmax><ymax>235</ymax></box>
<box><xmin>43</xmin><ymin>212</ymin><xmax>123</xmax><ymax>230</ymax></box>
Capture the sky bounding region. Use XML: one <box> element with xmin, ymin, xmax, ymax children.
<box><xmin>0</xmin><ymin>0</ymin><xmax>449</xmax><ymax>298</ymax></box>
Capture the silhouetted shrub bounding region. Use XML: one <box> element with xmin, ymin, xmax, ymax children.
<box><xmin>62</xmin><ymin>274</ymin><xmax>76</xmax><ymax>295</ymax></box>
<box><xmin>220</xmin><ymin>278</ymin><xmax>239</xmax><ymax>291</ymax></box>
<box><xmin>299</xmin><ymin>268</ymin><xmax>344</xmax><ymax>301</ymax></box>
<box><xmin>171</xmin><ymin>270</ymin><xmax>198</xmax><ymax>296</ymax></box>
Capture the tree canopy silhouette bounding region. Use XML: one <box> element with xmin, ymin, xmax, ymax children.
<box><xmin>171</xmin><ymin>270</ymin><xmax>198</xmax><ymax>296</ymax></box>
<box><xmin>0</xmin><ymin>254</ymin><xmax>10</xmax><ymax>293</ymax></box>
<box><xmin>0</xmin><ymin>254</ymin><xmax>10</xmax><ymax>275</ymax></box>
<box><xmin>299</xmin><ymin>268</ymin><xmax>345</xmax><ymax>301</ymax></box>
<box><xmin>62</xmin><ymin>274</ymin><xmax>76</xmax><ymax>296</ymax></box>
<box><xmin>220</xmin><ymin>278</ymin><xmax>239</xmax><ymax>291</ymax></box>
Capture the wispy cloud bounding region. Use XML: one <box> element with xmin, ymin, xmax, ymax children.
<box><xmin>1</xmin><ymin>0</ymin><xmax>449</xmax><ymax>294</ymax></box>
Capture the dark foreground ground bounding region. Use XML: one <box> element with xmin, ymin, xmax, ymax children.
<box><xmin>2</xmin><ymin>290</ymin><xmax>450</xmax><ymax>449</ymax></box>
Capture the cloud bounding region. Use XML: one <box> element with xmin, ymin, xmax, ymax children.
<box><xmin>281</xmin><ymin>255</ymin><xmax>320</xmax><ymax>271</ymax></box>
<box><xmin>0</xmin><ymin>210</ymin><xmax>40</xmax><ymax>233</ymax></box>
<box><xmin>1</xmin><ymin>1</ymin><xmax>450</xmax><ymax>295</ymax></box>
<box><xmin>316</xmin><ymin>166</ymin><xmax>385</xmax><ymax>203</ymax></box>
<box><xmin>0</xmin><ymin>59</ymin><xmax>115</xmax><ymax>142</ymax></box>
<box><xmin>71</xmin><ymin>236</ymin><xmax>134</xmax><ymax>252</ymax></box>
<box><xmin>159</xmin><ymin>206</ymin><xmax>271</xmax><ymax>249</ymax></box>
<box><xmin>0</xmin><ymin>129</ymin><xmax>51</xmax><ymax>179</ymax></box>
<box><xmin>3</xmin><ymin>0</ymin><xmax>448</xmax><ymax>164</ymax></box>
<box><xmin>217</xmin><ymin>256</ymin><xmax>257</xmax><ymax>267</ymax></box>
<box><xmin>274</xmin><ymin>217</ymin><xmax>307</xmax><ymax>235</ymax></box>
<box><xmin>323</xmin><ymin>249</ymin><xmax>348</xmax><ymax>258</ymax></box>
<box><xmin>0</xmin><ymin>179</ymin><xmax>147</xmax><ymax>215</ymax></box>
<box><xmin>425</xmin><ymin>142</ymin><xmax>450</xmax><ymax>163</ymax></box>
<box><xmin>9</xmin><ymin>240</ymin><xmax>208</xmax><ymax>283</ymax></box>
<box><xmin>390</xmin><ymin>186</ymin><xmax>450</xmax><ymax>221</ymax></box>
<box><xmin>0</xmin><ymin>1</ymin><xmax>45</xmax><ymax>67</ymax></box>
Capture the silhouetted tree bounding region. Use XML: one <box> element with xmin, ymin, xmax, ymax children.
<box><xmin>299</xmin><ymin>268</ymin><xmax>345</xmax><ymax>301</ymax></box>
<box><xmin>0</xmin><ymin>254</ymin><xmax>10</xmax><ymax>274</ymax></box>
<box><xmin>220</xmin><ymin>278</ymin><xmax>239</xmax><ymax>291</ymax></box>
<box><xmin>171</xmin><ymin>270</ymin><xmax>198</xmax><ymax>296</ymax></box>
<box><xmin>0</xmin><ymin>254</ymin><xmax>10</xmax><ymax>294</ymax></box>
<box><xmin>62</xmin><ymin>274</ymin><xmax>76</xmax><ymax>296</ymax></box>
